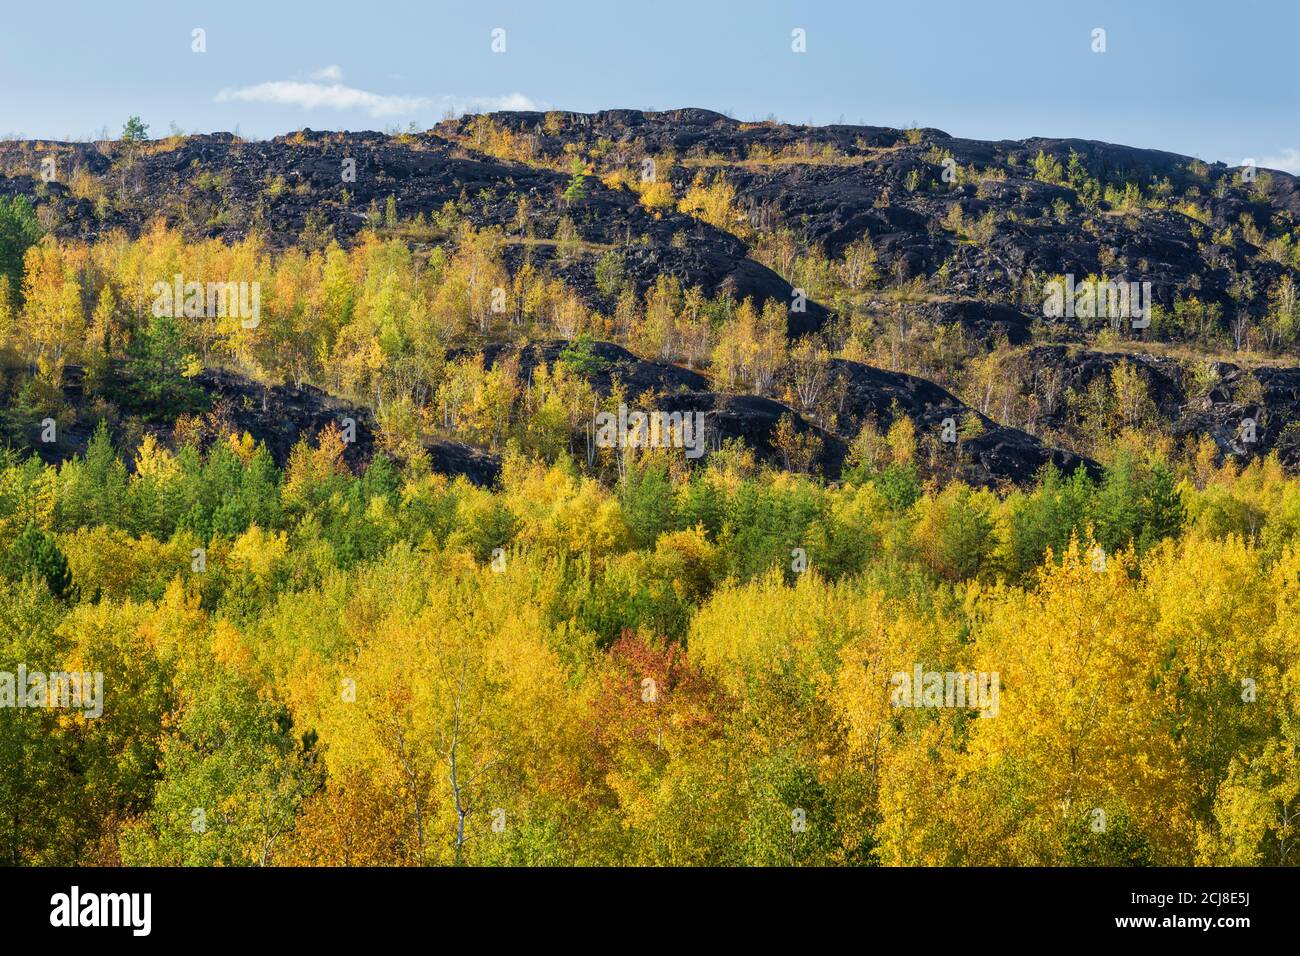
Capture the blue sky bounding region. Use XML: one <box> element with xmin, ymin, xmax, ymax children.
<box><xmin>3</xmin><ymin>0</ymin><xmax>1297</xmax><ymax>171</ymax></box>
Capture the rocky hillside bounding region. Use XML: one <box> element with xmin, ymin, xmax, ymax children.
<box><xmin>3</xmin><ymin>108</ymin><xmax>1299</xmax><ymax>485</ymax></box>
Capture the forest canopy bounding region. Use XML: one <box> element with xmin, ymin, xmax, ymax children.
<box><xmin>2</xmin><ymin>416</ymin><xmax>1299</xmax><ymax>865</ymax></box>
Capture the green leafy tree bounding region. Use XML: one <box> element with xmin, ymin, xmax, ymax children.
<box><xmin>119</xmin><ymin>663</ymin><xmax>317</xmax><ymax>866</ymax></box>
<box><xmin>563</xmin><ymin>157</ymin><xmax>588</xmax><ymax>205</ymax></box>
<box><xmin>0</xmin><ymin>580</ymin><xmax>69</xmax><ymax>864</ymax></box>
<box><xmin>122</xmin><ymin>313</ymin><xmax>205</xmax><ymax>417</ymax></box>
<box><xmin>120</xmin><ymin>116</ymin><xmax>149</xmax><ymax>144</ymax></box>
<box><xmin>1033</xmin><ymin>149</ymin><xmax>1064</xmax><ymax>184</ymax></box>
<box><xmin>557</xmin><ymin>334</ymin><xmax>610</xmax><ymax>378</ymax></box>
<box><xmin>57</xmin><ymin>421</ymin><xmax>130</xmax><ymax>531</ymax></box>
<box><xmin>594</xmin><ymin>251</ymin><xmax>625</xmax><ymax>299</ymax></box>
<box><xmin>0</xmin><ymin>196</ymin><xmax>42</xmax><ymax>306</ymax></box>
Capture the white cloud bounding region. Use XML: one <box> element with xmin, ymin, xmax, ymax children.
<box><xmin>214</xmin><ymin>75</ymin><xmax>538</xmax><ymax>120</ymax></box>
<box><xmin>450</xmin><ymin>92</ymin><xmax>540</xmax><ymax>113</ymax></box>
<box><xmin>215</xmin><ymin>80</ymin><xmax>430</xmax><ymax>118</ymax></box>
<box><xmin>1259</xmin><ymin>148</ymin><xmax>1300</xmax><ymax>175</ymax></box>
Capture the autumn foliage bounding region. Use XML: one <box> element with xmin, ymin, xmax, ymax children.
<box><xmin>2</xmin><ymin>416</ymin><xmax>1299</xmax><ymax>866</ymax></box>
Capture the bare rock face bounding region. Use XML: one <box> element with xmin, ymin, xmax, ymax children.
<box><xmin>929</xmin><ymin>300</ymin><xmax>1035</xmax><ymax>347</ymax></box>
<box><xmin>828</xmin><ymin>358</ymin><xmax>1096</xmax><ymax>485</ymax></box>
<box><xmin>650</xmin><ymin>391</ymin><xmax>847</xmax><ymax>474</ymax></box>
<box><xmin>1024</xmin><ymin>346</ymin><xmax>1188</xmax><ymax>426</ymax></box>
<box><xmin>1177</xmin><ymin>365</ymin><xmax>1300</xmax><ymax>466</ymax></box>
<box><xmin>191</xmin><ymin>368</ymin><xmax>502</xmax><ymax>484</ymax></box>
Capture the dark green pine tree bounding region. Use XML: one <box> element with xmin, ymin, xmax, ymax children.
<box><xmin>3</xmin><ymin>523</ymin><xmax>73</xmax><ymax>599</ymax></box>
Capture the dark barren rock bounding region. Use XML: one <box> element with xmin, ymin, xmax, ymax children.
<box><xmin>829</xmin><ymin>358</ymin><xmax>1096</xmax><ymax>485</ymax></box>
<box><xmin>1177</xmin><ymin>364</ymin><xmax>1300</xmax><ymax>466</ymax></box>
<box><xmin>192</xmin><ymin>368</ymin><xmax>501</xmax><ymax>484</ymax></box>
